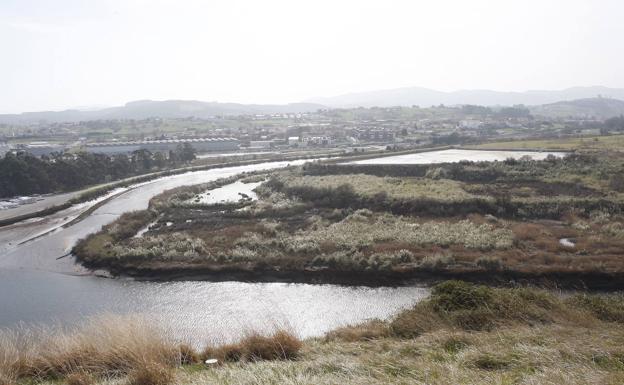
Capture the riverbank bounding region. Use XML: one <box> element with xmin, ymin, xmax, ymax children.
<box><xmin>0</xmin><ymin>145</ymin><xmax>436</xmax><ymax>228</ymax></box>
<box><xmin>5</xmin><ymin>282</ymin><xmax>623</xmax><ymax>385</ymax></box>
<box><xmin>0</xmin><ymin>151</ymin><xmax>336</xmax><ymax>228</ymax></box>
<box><xmin>88</xmin><ymin>264</ymin><xmax>624</xmax><ymax>291</ymax></box>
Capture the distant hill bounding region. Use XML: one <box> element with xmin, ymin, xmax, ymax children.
<box><xmin>0</xmin><ymin>100</ymin><xmax>326</xmax><ymax>125</ymax></box>
<box><xmin>529</xmin><ymin>98</ymin><xmax>624</xmax><ymax>119</ymax></box>
<box><xmin>307</xmin><ymin>86</ymin><xmax>624</xmax><ymax>109</ymax></box>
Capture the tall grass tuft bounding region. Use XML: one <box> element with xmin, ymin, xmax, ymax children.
<box><xmin>64</xmin><ymin>371</ymin><xmax>95</xmax><ymax>385</ymax></box>
<box><xmin>0</xmin><ymin>315</ymin><xmax>179</xmax><ymax>382</ymax></box>
<box><xmin>202</xmin><ymin>330</ymin><xmax>302</xmax><ymax>363</ymax></box>
<box><xmin>127</xmin><ymin>361</ymin><xmax>175</xmax><ymax>385</ymax></box>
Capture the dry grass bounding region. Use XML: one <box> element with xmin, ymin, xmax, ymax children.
<box><xmin>65</xmin><ymin>371</ymin><xmax>96</xmax><ymax>385</ymax></box>
<box><xmin>0</xmin><ymin>315</ymin><xmax>178</xmax><ymax>383</ymax></box>
<box><xmin>178</xmin><ymin>344</ymin><xmax>201</xmax><ymax>365</ymax></box>
<box><xmin>127</xmin><ymin>361</ymin><xmax>175</xmax><ymax>385</ymax></box>
<box><xmin>0</xmin><ymin>315</ymin><xmax>301</xmax><ymax>385</ymax></box>
<box><xmin>202</xmin><ymin>330</ymin><xmax>302</xmax><ymax>362</ymax></box>
<box><xmin>177</xmin><ymin>283</ymin><xmax>624</xmax><ymax>385</ymax></box>
<box><xmin>174</xmin><ymin>324</ymin><xmax>624</xmax><ymax>385</ymax></box>
<box><xmin>324</xmin><ymin>320</ymin><xmax>390</xmax><ymax>342</ymax></box>
<box><xmin>21</xmin><ymin>284</ymin><xmax>624</xmax><ymax>385</ymax></box>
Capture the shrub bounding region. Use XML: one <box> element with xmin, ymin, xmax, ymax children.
<box><xmin>127</xmin><ymin>362</ymin><xmax>175</xmax><ymax>385</ymax></box>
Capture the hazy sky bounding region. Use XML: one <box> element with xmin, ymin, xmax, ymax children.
<box><xmin>0</xmin><ymin>0</ymin><xmax>622</xmax><ymax>113</ymax></box>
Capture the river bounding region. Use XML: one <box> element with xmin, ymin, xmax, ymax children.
<box><xmin>0</xmin><ymin>149</ymin><xmax>562</xmax><ymax>342</ymax></box>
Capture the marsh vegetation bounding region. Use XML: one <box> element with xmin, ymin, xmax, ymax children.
<box><xmin>73</xmin><ymin>152</ymin><xmax>624</xmax><ymax>287</ymax></box>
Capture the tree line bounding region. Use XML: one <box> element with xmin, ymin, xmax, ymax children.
<box><xmin>0</xmin><ymin>144</ymin><xmax>196</xmax><ymax>198</ymax></box>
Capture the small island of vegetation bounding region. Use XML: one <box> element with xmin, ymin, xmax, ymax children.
<box><xmin>74</xmin><ymin>151</ymin><xmax>624</xmax><ymax>289</ymax></box>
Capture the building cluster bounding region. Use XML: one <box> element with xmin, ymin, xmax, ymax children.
<box><xmin>350</xmin><ymin>128</ymin><xmax>395</xmax><ymax>141</ymax></box>
<box><xmin>84</xmin><ymin>137</ymin><xmax>239</xmax><ymax>155</ymax></box>
<box><xmin>3</xmin><ymin>138</ymin><xmax>240</xmax><ymax>157</ymax></box>
<box><xmin>1</xmin><ymin>104</ymin><xmax>611</xmax><ymax>158</ymax></box>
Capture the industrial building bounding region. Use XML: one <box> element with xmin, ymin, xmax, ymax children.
<box><xmin>14</xmin><ymin>142</ymin><xmax>66</xmax><ymax>157</ymax></box>
<box><xmin>84</xmin><ymin>137</ymin><xmax>240</xmax><ymax>155</ymax></box>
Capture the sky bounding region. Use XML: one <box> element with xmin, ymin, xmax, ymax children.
<box><xmin>0</xmin><ymin>0</ymin><xmax>623</xmax><ymax>113</ymax></box>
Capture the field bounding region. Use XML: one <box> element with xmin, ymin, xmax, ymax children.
<box><xmin>4</xmin><ymin>282</ymin><xmax>623</xmax><ymax>385</ymax></box>
<box><xmin>469</xmin><ymin>134</ymin><xmax>624</xmax><ymax>151</ymax></box>
<box><xmin>73</xmin><ymin>152</ymin><xmax>624</xmax><ymax>287</ymax></box>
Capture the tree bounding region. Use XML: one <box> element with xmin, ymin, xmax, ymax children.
<box><xmin>175</xmin><ymin>143</ymin><xmax>196</xmax><ymax>163</ymax></box>
<box><xmin>153</xmin><ymin>152</ymin><xmax>167</xmax><ymax>169</ymax></box>
<box><xmin>131</xmin><ymin>149</ymin><xmax>153</xmax><ymax>172</ymax></box>
<box><xmin>605</xmin><ymin>115</ymin><xmax>624</xmax><ymax>131</ymax></box>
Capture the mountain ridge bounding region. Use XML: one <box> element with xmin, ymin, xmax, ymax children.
<box><xmin>3</xmin><ymin>86</ymin><xmax>624</xmax><ymax>125</ymax></box>
<box><xmin>0</xmin><ymin>100</ymin><xmax>326</xmax><ymax>125</ymax></box>
<box><xmin>307</xmin><ymin>86</ymin><xmax>624</xmax><ymax>108</ymax></box>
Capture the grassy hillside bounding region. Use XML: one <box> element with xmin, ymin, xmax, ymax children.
<box><xmin>530</xmin><ymin>97</ymin><xmax>624</xmax><ymax>119</ymax></box>
<box><xmin>3</xmin><ymin>282</ymin><xmax>622</xmax><ymax>385</ymax></box>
